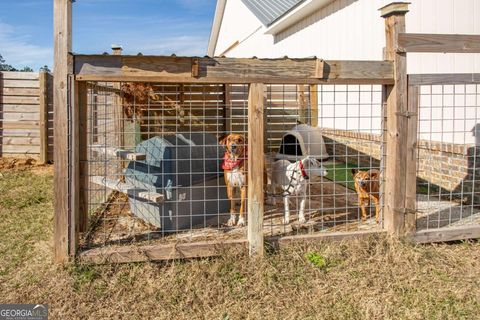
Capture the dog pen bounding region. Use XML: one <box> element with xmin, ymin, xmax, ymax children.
<box><xmin>53</xmin><ymin>1</ymin><xmax>480</xmax><ymax>263</ymax></box>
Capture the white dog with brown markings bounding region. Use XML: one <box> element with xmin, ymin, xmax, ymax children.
<box><xmin>270</xmin><ymin>156</ymin><xmax>327</xmax><ymax>224</ymax></box>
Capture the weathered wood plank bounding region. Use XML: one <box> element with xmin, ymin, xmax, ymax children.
<box><xmin>74</xmin><ymin>55</ymin><xmax>394</xmax><ymax>84</ymax></box>
<box><xmin>274</xmin><ymin>230</ymin><xmax>387</xmax><ymax>246</ymax></box>
<box><xmin>0</xmin><ymin>105</ymin><xmax>40</xmax><ymax>113</ymax></box>
<box><xmin>1</xmin><ymin>137</ymin><xmax>40</xmax><ymax>145</ymax></box>
<box><xmin>78</xmin><ymin>81</ymin><xmax>89</xmax><ymax>233</ymax></box>
<box><xmin>0</xmin><ymin>113</ymin><xmax>40</xmax><ymax>121</ymax></box>
<box><xmin>398</xmin><ymin>33</ymin><xmax>480</xmax><ymax>53</ymax></box>
<box><xmin>1</xmin><ymin>145</ymin><xmax>40</xmax><ymax>153</ymax></box>
<box><xmin>405</xmin><ymin>85</ymin><xmax>419</xmax><ymax>233</ymax></box>
<box><xmin>0</xmin><ymin>96</ymin><xmax>40</xmax><ymax>104</ymax></box>
<box><xmin>0</xmin><ymin>79</ymin><xmax>39</xmax><ymax>88</ymax></box>
<box><xmin>0</xmin><ymin>71</ymin><xmax>39</xmax><ymax>80</ymax></box>
<box><xmin>79</xmin><ymin>239</ymin><xmax>248</xmax><ymax>264</ymax></box>
<box><xmin>53</xmin><ymin>0</ymin><xmax>72</xmax><ymax>262</ymax></box>
<box><xmin>1</xmin><ymin>121</ymin><xmax>39</xmax><ymax>129</ymax></box>
<box><xmin>308</xmin><ymin>85</ymin><xmax>318</xmax><ymax>127</ymax></box>
<box><xmin>382</xmin><ymin>4</ymin><xmax>409</xmax><ymax>235</ymax></box>
<box><xmin>91</xmin><ymin>176</ymin><xmax>165</xmax><ymax>203</ymax></box>
<box><xmin>248</xmin><ymin>83</ymin><xmax>265</xmax><ymax>257</ymax></box>
<box><xmin>411</xmin><ymin>226</ymin><xmax>480</xmax><ymax>244</ymax></box>
<box><xmin>1</xmin><ymin>87</ymin><xmax>39</xmax><ymax>96</ymax></box>
<box><xmin>39</xmin><ymin>72</ymin><xmax>49</xmax><ymax>164</ymax></box>
<box><xmin>408</xmin><ymin>73</ymin><xmax>480</xmax><ymax>85</ymax></box>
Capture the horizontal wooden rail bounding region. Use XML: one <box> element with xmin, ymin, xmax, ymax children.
<box><xmin>91</xmin><ymin>176</ymin><xmax>164</xmax><ymax>203</ymax></box>
<box><xmin>408</xmin><ymin>73</ymin><xmax>480</xmax><ymax>85</ymax></box>
<box><xmin>410</xmin><ymin>226</ymin><xmax>480</xmax><ymax>244</ymax></box>
<box><xmin>79</xmin><ymin>230</ymin><xmax>387</xmax><ymax>264</ymax></box>
<box><xmin>79</xmin><ymin>239</ymin><xmax>248</xmax><ymax>264</ymax></box>
<box><xmin>398</xmin><ymin>33</ymin><xmax>480</xmax><ymax>53</ymax></box>
<box><xmin>74</xmin><ymin>54</ymin><xmax>394</xmax><ymax>85</ymax></box>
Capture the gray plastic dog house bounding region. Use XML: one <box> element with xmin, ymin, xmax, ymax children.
<box><xmin>124</xmin><ymin>133</ymin><xmax>229</xmax><ymax>231</ymax></box>
<box><xmin>276</xmin><ymin>124</ymin><xmax>329</xmax><ymax>161</ymax></box>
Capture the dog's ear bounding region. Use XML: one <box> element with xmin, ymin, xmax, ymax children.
<box><xmin>369</xmin><ymin>170</ymin><xmax>379</xmax><ymax>180</ymax></box>
<box><xmin>351</xmin><ymin>168</ymin><xmax>358</xmax><ymax>176</ymax></box>
<box><xmin>218</xmin><ymin>134</ymin><xmax>230</xmax><ymax>146</ymax></box>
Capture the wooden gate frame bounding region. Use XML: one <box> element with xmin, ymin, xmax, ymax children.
<box><xmin>53</xmin><ymin>1</ymin><xmax>480</xmax><ymax>263</ymax></box>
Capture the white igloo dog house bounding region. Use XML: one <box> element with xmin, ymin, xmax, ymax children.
<box><xmin>276</xmin><ymin>124</ymin><xmax>329</xmax><ymax>161</ymax></box>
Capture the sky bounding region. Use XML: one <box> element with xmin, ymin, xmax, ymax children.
<box><xmin>0</xmin><ymin>0</ymin><xmax>217</xmax><ymax>70</ymax></box>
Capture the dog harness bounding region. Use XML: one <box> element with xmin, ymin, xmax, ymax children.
<box><xmin>282</xmin><ymin>161</ymin><xmax>309</xmax><ymax>196</ymax></box>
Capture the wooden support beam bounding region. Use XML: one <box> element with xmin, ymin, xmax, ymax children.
<box><xmin>248</xmin><ymin>83</ymin><xmax>265</xmax><ymax>257</ymax></box>
<box><xmin>74</xmin><ymin>55</ymin><xmax>394</xmax><ymax>85</ymax></box>
<box><xmin>297</xmin><ymin>85</ymin><xmax>308</xmax><ymax>124</ymax></box>
<box><xmin>79</xmin><ymin>230</ymin><xmax>387</xmax><ymax>264</ymax></box>
<box><xmin>381</xmin><ymin>3</ymin><xmax>409</xmax><ymax>235</ymax></box>
<box><xmin>90</xmin><ymin>145</ymin><xmax>146</xmax><ymax>160</ymax></box>
<box><xmin>223</xmin><ymin>84</ymin><xmax>231</xmax><ymax>134</ymax></box>
<box><xmin>411</xmin><ymin>226</ymin><xmax>480</xmax><ymax>244</ymax></box>
<box><xmin>78</xmin><ymin>81</ymin><xmax>89</xmax><ymax>233</ymax></box>
<box><xmin>408</xmin><ymin>73</ymin><xmax>480</xmax><ymax>86</ymax></box>
<box><xmin>79</xmin><ymin>239</ymin><xmax>248</xmax><ymax>264</ymax></box>
<box><xmin>91</xmin><ymin>176</ymin><xmax>165</xmax><ymax>203</ymax></box>
<box><xmin>405</xmin><ymin>85</ymin><xmax>419</xmax><ymax>233</ymax></box>
<box><xmin>38</xmin><ymin>71</ymin><xmax>49</xmax><ymax>164</ymax></box>
<box><xmin>397</xmin><ymin>33</ymin><xmax>480</xmax><ymax>53</ymax></box>
<box><xmin>309</xmin><ymin>85</ymin><xmax>318</xmax><ymax>127</ymax></box>
<box><xmin>53</xmin><ymin>0</ymin><xmax>72</xmax><ymax>263</ymax></box>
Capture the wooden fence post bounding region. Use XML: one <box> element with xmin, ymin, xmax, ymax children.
<box><xmin>248</xmin><ymin>83</ymin><xmax>265</xmax><ymax>257</ymax></box>
<box><xmin>309</xmin><ymin>85</ymin><xmax>318</xmax><ymax>127</ymax></box>
<box><xmin>39</xmin><ymin>71</ymin><xmax>49</xmax><ymax>164</ymax></box>
<box><xmin>54</xmin><ymin>0</ymin><xmax>72</xmax><ymax>262</ymax></box>
<box><xmin>380</xmin><ymin>2</ymin><xmax>409</xmax><ymax>235</ymax></box>
<box><xmin>405</xmin><ymin>84</ymin><xmax>419</xmax><ymax>233</ymax></box>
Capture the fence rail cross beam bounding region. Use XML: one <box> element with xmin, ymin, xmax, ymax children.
<box><xmin>380</xmin><ymin>2</ymin><xmax>411</xmax><ymax>235</ymax></box>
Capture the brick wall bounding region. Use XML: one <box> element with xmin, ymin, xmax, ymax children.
<box><xmin>322</xmin><ymin>129</ymin><xmax>480</xmax><ymax>203</ymax></box>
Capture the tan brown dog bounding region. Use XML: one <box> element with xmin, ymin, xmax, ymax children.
<box><xmin>351</xmin><ymin>169</ymin><xmax>380</xmax><ymax>223</ymax></box>
<box><xmin>219</xmin><ymin>133</ymin><xmax>248</xmax><ymax>226</ymax></box>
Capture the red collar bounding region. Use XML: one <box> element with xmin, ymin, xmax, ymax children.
<box><xmin>299</xmin><ymin>161</ymin><xmax>309</xmax><ymax>180</ymax></box>
<box><xmin>222</xmin><ymin>151</ymin><xmax>247</xmax><ymax>171</ymax></box>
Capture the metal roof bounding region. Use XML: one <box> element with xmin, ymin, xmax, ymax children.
<box><xmin>241</xmin><ymin>0</ymin><xmax>305</xmax><ymax>26</ymax></box>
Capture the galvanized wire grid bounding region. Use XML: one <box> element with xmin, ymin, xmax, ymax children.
<box><xmin>264</xmin><ymin>84</ymin><xmax>385</xmax><ymax>236</ymax></box>
<box><xmin>80</xmin><ymin>82</ymin><xmax>385</xmax><ymax>249</ymax></box>
<box><xmin>416</xmin><ymin>83</ymin><xmax>480</xmax><ymax>230</ymax></box>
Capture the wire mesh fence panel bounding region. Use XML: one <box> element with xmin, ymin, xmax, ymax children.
<box><xmin>264</xmin><ymin>84</ymin><xmax>385</xmax><ymax>236</ymax></box>
<box><xmin>80</xmin><ymin>82</ymin><xmax>249</xmax><ymax>250</ymax></box>
<box><xmin>416</xmin><ymin>83</ymin><xmax>480</xmax><ymax>230</ymax></box>
<box><xmin>78</xmin><ymin>81</ymin><xmax>388</xmax><ymax>253</ymax></box>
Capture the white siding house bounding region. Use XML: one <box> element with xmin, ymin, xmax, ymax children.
<box><xmin>209</xmin><ymin>0</ymin><xmax>480</xmax><ymax>74</ymax></box>
<box><xmin>208</xmin><ymin>0</ymin><xmax>480</xmax><ymax>144</ymax></box>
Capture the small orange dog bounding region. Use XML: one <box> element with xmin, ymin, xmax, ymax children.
<box><xmin>351</xmin><ymin>169</ymin><xmax>380</xmax><ymax>223</ymax></box>
<box><xmin>219</xmin><ymin>133</ymin><xmax>248</xmax><ymax>227</ymax></box>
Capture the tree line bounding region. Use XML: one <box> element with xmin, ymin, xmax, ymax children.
<box><xmin>0</xmin><ymin>53</ymin><xmax>50</xmax><ymax>72</ymax></box>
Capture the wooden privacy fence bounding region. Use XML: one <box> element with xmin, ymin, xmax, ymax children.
<box><xmin>52</xmin><ymin>1</ymin><xmax>480</xmax><ymax>263</ymax></box>
<box><xmin>0</xmin><ymin>71</ymin><xmax>53</xmax><ymax>163</ymax></box>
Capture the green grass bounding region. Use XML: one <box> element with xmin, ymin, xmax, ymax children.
<box><xmin>1</xmin><ymin>165</ymin><xmax>480</xmax><ymax>319</ymax></box>
<box><xmin>324</xmin><ymin>162</ymin><xmax>357</xmax><ymax>190</ymax></box>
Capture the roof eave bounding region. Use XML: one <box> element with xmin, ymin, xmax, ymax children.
<box><xmin>265</xmin><ymin>0</ymin><xmax>334</xmax><ymax>35</ymax></box>
<box><xmin>207</xmin><ymin>0</ymin><xmax>227</xmax><ymax>57</ymax></box>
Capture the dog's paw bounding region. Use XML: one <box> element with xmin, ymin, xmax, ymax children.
<box><xmin>227</xmin><ymin>215</ymin><xmax>236</xmax><ymax>226</ymax></box>
<box><xmin>298</xmin><ymin>215</ymin><xmax>306</xmax><ymax>224</ymax></box>
<box><xmin>237</xmin><ymin>217</ymin><xmax>245</xmax><ymax>227</ymax></box>
<box><xmin>282</xmin><ymin>217</ymin><xmax>290</xmax><ymax>224</ymax></box>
